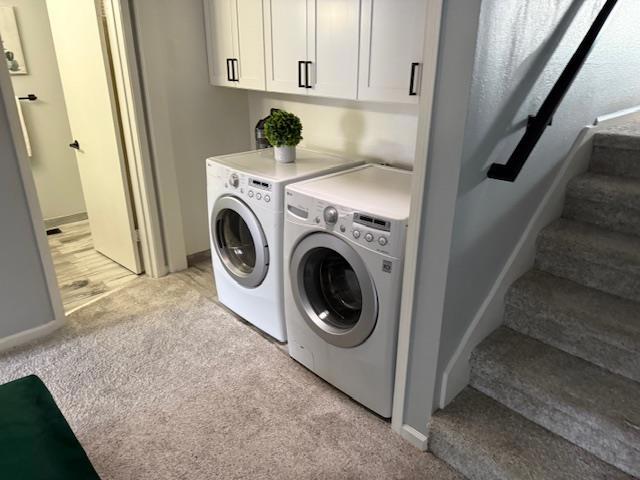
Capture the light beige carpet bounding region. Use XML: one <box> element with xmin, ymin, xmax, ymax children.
<box><xmin>0</xmin><ymin>273</ymin><xmax>461</xmax><ymax>479</ymax></box>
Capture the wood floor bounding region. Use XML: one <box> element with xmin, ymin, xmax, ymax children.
<box><xmin>48</xmin><ymin>220</ymin><xmax>140</xmax><ymax>312</ymax></box>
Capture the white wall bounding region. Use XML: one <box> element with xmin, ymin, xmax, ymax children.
<box><xmin>132</xmin><ymin>0</ymin><xmax>251</xmax><ymax>257</ymax></box>
<box><xmin>247</xmin><ymin>92</ymin><xmax>419</xmax><ymax>168</ymax></box>
<box><xmin>2</xmin><ymin>0</ymin><xmax>85</xmax><ymax>221</ymax></box>
<box><xmin>0</xmin><ymin>63</ymin><xmax>56</xmax><ymax>339</ymax></box>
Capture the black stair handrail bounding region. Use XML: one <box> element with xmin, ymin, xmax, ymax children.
<box><xmin>487</xmin><ymin>0</ymin><xmax>619</xmax><ymax>182</ymax></box>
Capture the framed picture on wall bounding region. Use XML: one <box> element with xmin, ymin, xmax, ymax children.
<box><xmin>0</xmin><ymin>6</ymin><xmax>27</xmax><ymax>75</ymax></box>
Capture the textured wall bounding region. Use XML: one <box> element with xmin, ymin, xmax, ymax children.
<box><xmin>3</xmin><ymin>0</ymin><xmax>85</xmax><ymax>221</ymax></box>
<box><xmin>247</xmin><ymin>92</ymin><xmax>419</xmax><ymax>168</ymax></box>
<box><xmin>132</xmin><ymin>0</ymin><xmax>251</xmax><ymax>256</ymax></box>
<box><xmin>435</xmin><ymin>0</ymin><xmax>640</xmax><ymax>404</ymax></box>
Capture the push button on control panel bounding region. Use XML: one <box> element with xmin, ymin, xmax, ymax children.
<box><xmin>264</xmin><ymin>195</ymin><xmax>271</xmax><ymax>203</ymax></box>
<box><xmin>353</xmin><ymin>229</ymin><xmax>361</xmax><ymax>239</ymax></box>
<box><xmin>378</xmin><ymin>236</ymin><xmax>388</xmax><ymax>246</ymax></box>
<box><xmin>364</xmin><ymin>233</ymin><xmax>374</xmax><ymax>243</ymax></box>
<box><xmin>256</xmin><ymin>193</ymin><xmax>262</xmax><ymax>200</ymax></box>
<box><xmin>248</xmin><ymin>190</ymin><xmax>254</xmax><ymax>198</ymax></box>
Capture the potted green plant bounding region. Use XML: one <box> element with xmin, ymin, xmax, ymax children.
<box><xmin>264</xmin><ymin>110</ymin><xmax>303</xmax><ymax>163</ymax></box>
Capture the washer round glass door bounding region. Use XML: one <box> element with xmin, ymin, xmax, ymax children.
<box><xmin>290</xmin><ymin>232</ymin><xmax>378</xmax><ymax>348</ymax></box>
<box><xmin>212</xmin><ymin>196</ymin><xmax>269</xmax><ymax>288</ymax></box>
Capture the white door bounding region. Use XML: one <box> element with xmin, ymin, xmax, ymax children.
<box><xmin>46</xmin><ymin>0</ymin><xmax>142</xmax><ymax>273</ymax></box>
<box><xmin>264</xmin><ymin>0</ymin><xmax>308</xmax><ymax>94</ymax></box>
<box><xmin>205</xmin><ymin>0</ymin><xmax>237</xmax><ymax>87</ymax></box>
<box><xmin>307</xmin><ymin>0</ymin><xmax>360</xmax><ymax>100</ymax></box>
<box><xmin>358</xmin><ymin>0</ymin><xmax>427</xmax><ymax>104</ymax></box>
<box><xmin>234</xmin><ymin>0</ymin><xmax>266</xmax><ymax>90</ymax></box>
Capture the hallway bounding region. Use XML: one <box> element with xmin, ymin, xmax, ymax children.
<box><xmin>47</xmin><ymin>220</ymin><xmax>139</xmax><ymax>312</ymax></box>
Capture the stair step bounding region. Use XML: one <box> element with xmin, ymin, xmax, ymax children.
<box><xmin>505</xmin><ymin>270</ymin><xmax>640</xmax><ymax>383</ymax></box>
<box><xmin>470</xmin><ymin>327</ymin><xmax>640</xmax><ymax>477</ymax></box>
<box><xmin>429</xmin><ymin>388</ymin><xmax>633</xmax><ymax>480</ymax></box>
<box><xmin>536</xmin><ymin>219</ymin><xmax>640</xmax><ymax>302</ymax></box>
<box><xmin>591</xmin><ymin>131</ymin><xmax>640</xmax><ymax>179</ymax></box>
<box><xmin>563</xmin><ymin>173</ymin><xmax>640</xmax><ymax>237</ymax></box>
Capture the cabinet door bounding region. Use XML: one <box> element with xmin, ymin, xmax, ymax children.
<box><xmin>307</xmin><ymin>0</ymin><xmax>360</xmax><ymax>99</ymax></box>
<box><xmin>358</xmin><ymin>0</ymin><xmax>427</xmax><ymax>103</ymax></box>
<box><xmin>234</xmin><ymin>0</ymin><xmax>266</xmax><ymax>90</ymax></box>
<box><xmin>204</xmin><ymin>0</ymin><xmax>236</xmax><ymax>87</ymax></box>
<box><xmin>264</xmin><ymin>0</ymin><xmax>308</xmax><ymax>94</ymax></box>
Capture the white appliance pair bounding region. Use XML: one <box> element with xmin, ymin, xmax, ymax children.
<box><xmin>206</xmin><ymin>148</ymin><xmax>362</xmax><ymax>342</ymax></box>
<box><xmin>207</xmin><ymin>150</ymin><xmax>412</xmax><ymax>417</ymax></box>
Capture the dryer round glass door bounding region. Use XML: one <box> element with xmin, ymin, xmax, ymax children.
<box><xmin>212</xmin><ymin>196</ymin><xmax>269</xmax><ymax>288</ymax></box>
<box><xmin>290</xmin><ymin>232</ymin><xmax>378</xmax><ymax>348</ymax></box>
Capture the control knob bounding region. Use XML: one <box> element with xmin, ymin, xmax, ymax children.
<box><xmin>228</xmin><ymin>173</ymin><xmax>239</xmax><ymax>188</ymax></box>
<box><xmin>323</xmin><ymin>206</ymin><xmax>339</xmax><ymax>225</ymax></box>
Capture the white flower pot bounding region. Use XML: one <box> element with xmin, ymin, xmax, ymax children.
<box><xmin>274</xmin><ymin>145</ymin><xmax>296</xmax><ymax>163</ymax></box>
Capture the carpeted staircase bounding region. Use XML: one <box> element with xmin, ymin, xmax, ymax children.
<box><xmin>428</xmin><ymin>123</ymin><xmax>640</xmax><ymax>479</ymax></box>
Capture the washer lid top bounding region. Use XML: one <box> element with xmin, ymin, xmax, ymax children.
<box><xmin>286</xmin><ymin>164</ymin><xmax>413</xmax><ymax>221</ymax></box>
<box><xmin>207</xmin><ymin>148</ymin><xmax>357</xmax><ymax>183</ymax></box>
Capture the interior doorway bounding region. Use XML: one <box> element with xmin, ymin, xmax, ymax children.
<box><xmin>1</xmin><ymin>0</ymin><xmax>163</xmax><ymax>313</ymax></box>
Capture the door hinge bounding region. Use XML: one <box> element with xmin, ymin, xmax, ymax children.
<box><xmin>134</xmin><ymin>229</ymin><xmax>141</xmax><ymax>242</ymax></box>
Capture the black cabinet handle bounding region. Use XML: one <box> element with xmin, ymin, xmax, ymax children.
<box><xmin>305</xmin><ymin>61</ymin><xmax>312</xmax><ymax>88</ymax></box>
<box><xmin>232</xmin><ymin>59</ymin><xmax>239</xmax><ymax>81</ymax></box>
<box><xmin>226</xmin><ymin>58</ymin><xmax>233</xmax><ymax>81</ymax></box>
<box><xmin>409</xmin><ymin>62</ymin><xmax>420</xmax><ymax>96</ymax></box>
<box><xmin>18</xmin><ymin>94</ymin><xmax>37</xmax><ymax>101</ymax></box>
<box><xmin>298</xmin><ymin>61</ymin><xmax>305</xmax><ymax>88</ymax></box>
<box><xmin>69</xmin><ymin>140</ymin><xmax>80</xmax><ymax>150</ymax></box>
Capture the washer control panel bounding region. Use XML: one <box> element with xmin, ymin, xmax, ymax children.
<box><xmin>285</xmin><ymin>189</ymin><xmax>407</xmax><ymax>258</ymax></box>
<box><xmin>207</xmin><ymin>161</ymin><xmax>278</xmax><ymax>211</ymax></box>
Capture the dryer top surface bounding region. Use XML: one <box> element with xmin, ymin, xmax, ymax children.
<box><xmin>287</xmin><ymin>164</ymin><xmax>413</xmax><ymax>220</ymax></box>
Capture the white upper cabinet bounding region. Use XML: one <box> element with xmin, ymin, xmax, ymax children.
<box><xmin>358</xmin><ymin>0</ymin><xmax>427</xmax><ymax>104</ymax></box>
<box><xmin>204</xmin><ymin>0</ymin><xmax>266</xmax><ymax>90</ymax></box>
<box><xmin>263</xmin><ymin>0</ymin><xmax>308</xmax><ymax>94</ymax></box>
<box><xmin>307</xmin><ymin>0</ymin><xmax>360</xmax><ymax>99</ymax></box>
<box><xmin>206</xmin><ymin>0</ymin><xmax>428</xmax><ymax>103</ymax></box>
<box><xmin>234</xmin><ymin>0</ymin><xmax>267</xmax><ymax>90</ymax></box>
<box><xmin>264</xmin><ymin>0</ymin><xmax>360</xmax><ymax>99</ymax></box>
<box><xmin>205</xmin><ymin>0</ymin><xmax>236</xmax><ymax>87</ymax></box>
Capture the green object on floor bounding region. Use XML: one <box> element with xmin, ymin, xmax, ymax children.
<box><xmin>0</xmin><ymin>375</ymin><xmax>100</xmax><ymax>479</ymax></box>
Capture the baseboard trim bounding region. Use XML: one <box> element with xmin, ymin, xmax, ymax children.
<box><xmin>187</xmin><ymin>249</ymin><xmax>211</xmax><ymax>266</ymax></box>
<box><xmin>0</xmin><ymin>318</ymin><xmax>65</xmax><ymax>354</ymax></box>
<box><xmin>394</xmin><ymin>423</ymin><xmax>429</xmax><ymax>451</ymax></box>
<box><xmin>438</xmin><ymin>106</ymin><xmax>640</xmax><ymax>409</ymax></box>
<box><xmin>44</xmin><ymin>212</ymin><xmax>88</xmax><ymax>229</ymax></box>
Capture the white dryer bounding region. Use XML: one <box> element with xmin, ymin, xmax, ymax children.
<box><xmin>283</xmin><ymin>164</ymin><xmax>412</xmax><ymax>417</ymax></box>
<box><xmin>206</xmin><ymin>148</ymin><xmax>362</xmax><ymax>342</ymax></box>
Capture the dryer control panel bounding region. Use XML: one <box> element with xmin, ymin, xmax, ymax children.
<box><xmin>285</xmin><ymin>189</ymin><xmax>407</xmax><ymax>259</ymax></box>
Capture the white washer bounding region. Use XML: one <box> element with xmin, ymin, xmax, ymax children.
<box><xmin>283</xmin><ymin>164</ymin><xmax>412</xmax><ymax>417</ymax></box>
<box><xmin>207</xmin><ymin>148</ymin><xmax>362</xmax><ymax>342</ymax></box>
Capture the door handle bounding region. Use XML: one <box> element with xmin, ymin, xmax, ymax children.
<box><xmin>232</xmin><ymin>58</ymin><xmax>239</xmax><ymax>82</ymax></box>
<box><xmin>69</xmin><ymin>140</ymin><xmax>80</xmax><ymax>150</ymax></box>
<box><xmin>226</xmin><ymin>58</ymin><xmax>233</xmax><ymax>81</ymax></box>
<box><xmin>409</xmin><ymin>62</ymin><xmax>420</xmax><ymax>96</ymax></box>
<box><xmin>298</xmin><ymin>61</ymin><xmax>305</xmax><ymax>88</ymax></box>
<box><xmin>305</xmin><ymin>61</ymin><xmax>312</xmax><ymax>88</ymax></box>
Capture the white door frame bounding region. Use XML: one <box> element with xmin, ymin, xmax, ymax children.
<box><xmin>103</xmin><ymin>0</ymin><xmax>167</xmax><ymax>278</ymax></box>
<box><xmin>391</xmin><ymin>0</ymin><xmax>445</xmax><ymax>450</ymax></box>
<box><xmin>1</xmin><ymin>0</ymin><xmax>167</xmax><ymax>345</ymax></box>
